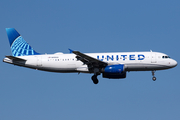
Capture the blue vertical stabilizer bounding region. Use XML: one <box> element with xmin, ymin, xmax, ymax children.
<box><xmin>6</xmin><ymin>28</ymin><xmax>40</xmax><ymax>56</ymax></box>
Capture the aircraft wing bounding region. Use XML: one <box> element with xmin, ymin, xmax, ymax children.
<box><xmin>69</xmin><ymin>49</ymin><xmax>108</xmax><ymax>68</ymax></box>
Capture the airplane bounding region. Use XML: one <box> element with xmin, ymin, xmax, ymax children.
<box><xmin>3</xmin><ymin>28</ymin><xmax>178</xmax><ymax>84</ymax></box>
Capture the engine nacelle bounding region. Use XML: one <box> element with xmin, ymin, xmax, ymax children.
<box><xmin>102</xmin><ymin>64</ymin><xmax>126</xmax><ymax>79</ymax></box>
<box><xmin>103</xmin><ymin>64</ymin><xmax>124</xmax><ymax>73</ymax></box>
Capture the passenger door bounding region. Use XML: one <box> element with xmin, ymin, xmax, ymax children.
<box><xmin>151</xmin><ymin>53</ymin><xmax>156</xmax><ymax>63</ymax></box>
<box><xmin>36</xmin><ymin>56</ymin><xmax>42</xmax><ymax>66</ymax></box>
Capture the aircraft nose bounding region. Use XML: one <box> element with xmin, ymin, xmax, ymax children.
<box><xmin>171</xmin><ymin>59</ymin><xmax>178</xmax><ymax>67</ymax></box>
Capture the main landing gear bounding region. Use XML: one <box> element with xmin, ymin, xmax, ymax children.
<box><xmin>91</xmin><ymin>75</ymin><xmax>99</xmax><ymax>84</ymax></box>
<box><xmin>91</xmin><ymin>68</ymin><xmax>100</xmax><ymax>84</ymax></box>
<box><xmin>152</xmin><ymin>70</ymin><xmax>156</xmax><ymax>81</ymax></box>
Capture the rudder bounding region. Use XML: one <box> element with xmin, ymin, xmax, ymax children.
<box><xmin>6</xmin><ymin>28</ymin><xmax>40</xmax><ymax>56</ymax></box>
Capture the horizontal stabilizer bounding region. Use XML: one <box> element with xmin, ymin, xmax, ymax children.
<box><xmin>5</xmin><ymin>56</ymin><xmax>26</xmax><ymax>61</ymax></box>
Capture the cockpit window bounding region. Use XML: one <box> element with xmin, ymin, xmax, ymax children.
<box><xmin>162</xmin><ymin>56</ymin><xmax>170</xmax><ymax>59</ymax></box>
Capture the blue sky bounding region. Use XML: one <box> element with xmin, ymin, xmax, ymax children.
<box><xmin>0</xmin><ymin>0</ymin><xmax>180</xmax><ymax>120</ymax></box>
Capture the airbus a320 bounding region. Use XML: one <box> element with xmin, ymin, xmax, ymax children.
<box><xmin>3</xmin><ymin>28</ymin><xmax>177</xmax><ymax>84</ymax></box>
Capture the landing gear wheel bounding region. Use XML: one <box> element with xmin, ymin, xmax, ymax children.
<box><xmin>152</xmin><ymin>77</ymin><xmax>156</xmax><ymax>81</ymax></box>
<box><xmin>91</xmin><ymin>75</ymin><xmax>99</xmax><ymax>84</ymax></box>
<box><xmin>152</xmin><ymin>71</ymin><xmax>156</xmax><ymax>81</ymax></box>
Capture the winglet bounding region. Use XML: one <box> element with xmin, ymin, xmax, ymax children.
<box><xmin>68</xmin><ymin>49</ymin><xmax>74</xmax><ymax>53</ymax></box>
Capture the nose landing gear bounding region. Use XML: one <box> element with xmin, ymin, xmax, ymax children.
<box><xmin>152</xmin><ymin>71</ymin><xmax>156</xmax><ymax>81</ymax></box>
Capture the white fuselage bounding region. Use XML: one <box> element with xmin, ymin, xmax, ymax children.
<box><xmin>3</xmin><ymin>51</ymin><xmax>177</xmax><ymax>73</ymax></box>
<box><xmin>4</xmin><ymin>28</ymin><xmax>178</xmax><ymax>83</ymax></box>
